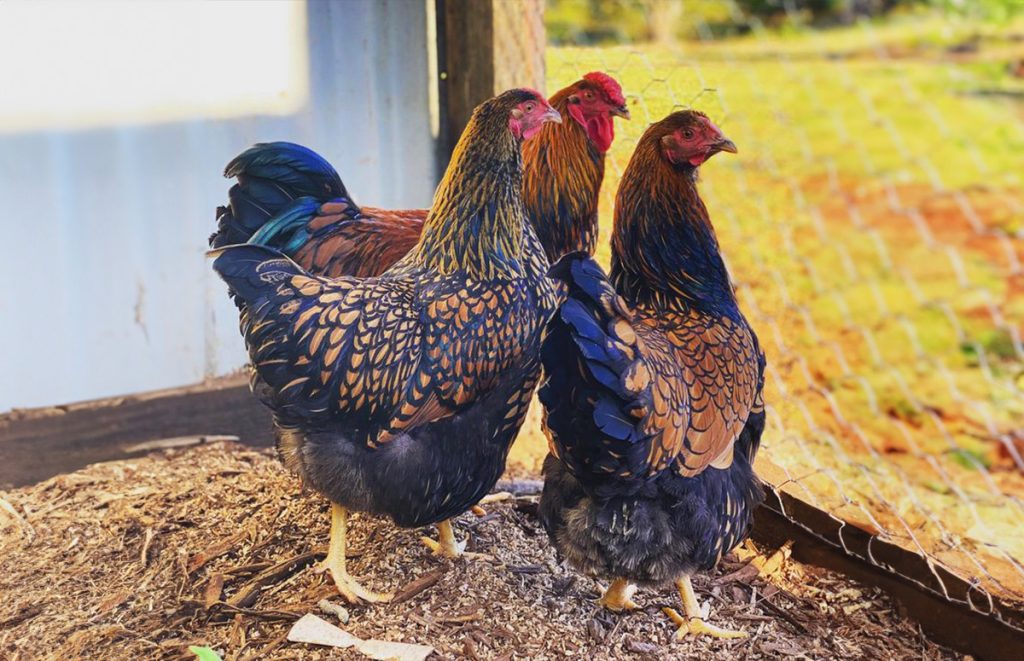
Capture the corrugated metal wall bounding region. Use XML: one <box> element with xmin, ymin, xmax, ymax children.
<box><xmin>0</xmin><ymin>0</ymin><xmax>438</xmax><ymax>411</ymax></box>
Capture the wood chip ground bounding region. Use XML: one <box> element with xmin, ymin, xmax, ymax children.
<box><xmin>0</xmin><ymin>442</ymin><xmax>959</xmax><ymax>660</ymax></box>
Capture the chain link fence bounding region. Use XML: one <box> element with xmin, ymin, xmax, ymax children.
<box><xmin>545</xmin><ymin>0</ymin><xmax>1024</xmax><ymax>629</ymax></box>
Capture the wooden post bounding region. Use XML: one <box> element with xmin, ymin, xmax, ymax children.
<box><xmin>437</xmin><ymin>0</ymin><xmax>546</xmax><ymax>162</ymax></box>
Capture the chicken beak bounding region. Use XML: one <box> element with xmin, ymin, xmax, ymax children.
<box><xmin>713</xmin><ymin>137</ymin><xmax>738</xmax><ymax>154</ymax></box>
<box><xmin>543</xmin><ymin>106</ymin><xmax>563</xmax><ymax>124</ymax></box>
<box><xmin>611</xmin><ymin>104</ymin><xmax>631</xmax><ymax>120</ymax></box>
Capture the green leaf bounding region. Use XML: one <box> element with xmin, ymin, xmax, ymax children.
<box><xmin>188</xmin><ymin>646</ymin><xmax>223</xmax><ymax>661</ymax></box>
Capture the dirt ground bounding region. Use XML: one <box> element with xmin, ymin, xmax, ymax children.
<box><xmin>0</xmin><ymin>442</ymin><xmax>958</xmax><ymax>660</ymax></box>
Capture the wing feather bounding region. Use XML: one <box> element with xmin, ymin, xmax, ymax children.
<box><xmin>213</xmin><ymin>244</ymin><xmax>540</xmax><ymax>447</ymax></box>
<box><xmin>541</xmin><ymin>252</ymin><xmax>764</xmax><ymax>484</ymax></box>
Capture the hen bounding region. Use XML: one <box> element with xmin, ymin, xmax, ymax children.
<box><xmin>211</xmin><ymin>89</ymin><xmax>560</xmax><ymax>604</ymax></box>
<box><xmin>537</xmin><ymin>110</ymin><xmax>765</xmax><ymax>639</ymax></box>
<box><xmin>209</xmin><ymin>72</ymin><xmax>628</xmax><ymax>273</ymax></box>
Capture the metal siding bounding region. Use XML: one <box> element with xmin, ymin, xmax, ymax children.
<box><xmin>0</xmin><ymin>0</ymin><xmax>436</xmax><ymax>411</ymax></box>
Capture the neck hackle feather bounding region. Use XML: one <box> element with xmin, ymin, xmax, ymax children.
<box><xmin>415</xmin><ymin>91</ymin><xmax>536</xmax><ymax>279</ymax></box>
<box><xmin>521</xmin><ymin>85</ymin><xmax>606</xmax><ymax>264</ymax></box>
<box><xmin>610</xmin><ymin>114</ymin><xmax>736</xmax><ymax>316</ymax></box>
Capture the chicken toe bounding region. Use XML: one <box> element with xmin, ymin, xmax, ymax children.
<box><xmin>598</xmin><ymin>578</ymin><xmax>640</xmax><ymax>612</ymax></box>
<box><xmin>421</xmin><ymin>519</ymin><xmax>492</xmax><ymax>560</ymax></box>
<box><xmin>321</xmin><ymin>502</ymin><xmax>393</xmax><ymax>604</ymax></box>
<box><xmin>663</xmin><ymin>576</ymin><xmax>746</xmax><ymax>640</ymax></box>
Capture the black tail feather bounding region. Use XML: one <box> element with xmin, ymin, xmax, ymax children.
<box><xmin>210</xmin><ymin>142</ymin><xmax>351</xmax><ymax>249</ymax></box>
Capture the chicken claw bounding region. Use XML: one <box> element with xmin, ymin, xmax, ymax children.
<box><xmin>469</xmin><ymin>491</ymin><xmax>513</xmax><ymax>517</ymax></box>
<box><xmin>663</xmin><ymin>576</ymin><xmax>746</xmax><ymax>640</ymax></box>
<box><xmin>321</xmin><ymin>503</ymin><xmax>393</xmax><ymax>604</ymax></box>
<box><xmin>598</xmin><ymin>578</ymin><xmax>640</xmax><ymax>612</ymax></box>
<box><xmin>421</xmin><ymin>519</ymin><xmax>492</xmax><ymax>560</ymax></box>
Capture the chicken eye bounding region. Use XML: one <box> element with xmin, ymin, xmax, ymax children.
<box><xmin>524</xmin><ymin>102</ymin><xmax>535</xmax><ymax>113</ymax></box>
<box><xmin>583</xmin><ymin>90</ymin><xmax>594</xmax><ymax>100</ymax></box>
<box><xmin>683</xmin><ymin>129</ymin><xmax>695</xmax><ymax>140</ymax></box>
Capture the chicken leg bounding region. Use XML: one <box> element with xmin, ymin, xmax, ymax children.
<box><xmin>662</xmin><ymin>575</ymin><xmax>746</xmax><ymax>640</ymax></box>
<box><xmin>320</xmin><ymin>503</ymin><xmax>393</xmax><ymax>604</ymax></box>
<box><xmin>469</xmin><ymin>491</ymin><xmax>513</xmax><ymax>516</ymax></box>
<box><xmin>598</xmin><ymin>578</ymin><xmax>640</xmax><ymax>611</ymax></box>
<box><xmin>420</xmin><ymin>519</ymin><xmax>492</xmax><ymax>559</ymax></box>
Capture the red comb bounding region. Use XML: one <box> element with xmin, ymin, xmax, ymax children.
<box><xmin>583</xmin><ymin>72</ymin><xmax>625</xmax><ymax>106</ymax></box>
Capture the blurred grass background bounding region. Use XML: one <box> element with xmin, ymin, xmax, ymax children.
<box><xmin>509</xmin><ymin>0</ymin><xmax>1024</xmax><ymax>598</ymax></box>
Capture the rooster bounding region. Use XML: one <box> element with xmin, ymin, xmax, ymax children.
<box><xmin>211</xmin><ymin>89</ymin><xmax>560</xmax><ymax>604</ymax></box>
<box><xmin>537</xmin><ymin>110</ymin><xmax>765</xmax><ymax>640</ymax></box>
<box><xmin>210</xmin><ymin>73</ymin><xmax>629</xmax><ymax>274</ymax></box>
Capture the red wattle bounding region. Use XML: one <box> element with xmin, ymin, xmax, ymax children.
<box><xmin>567</xmin><ymin>105</ymin><xmax>613</xmax><ymax>153</ymax></box>
<box><xmin>586</xmin><ymin>115</ymin><xmax>614</xmax><ymax>153</ymax></box>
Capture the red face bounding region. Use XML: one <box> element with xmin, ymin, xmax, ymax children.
<box><xmin>566</xmin><ymin>74</ymin><xmax>630</xmax><ymax>153</ymax></box>
<box><xmin>509</xmin><ymin>95</ymin><xmax>562</xmax><ymax>141</ymax></box>
<box><xmin>661</xmin><ymin>114</ymin><xmax>737</xmax><ymax>167</ymax></box>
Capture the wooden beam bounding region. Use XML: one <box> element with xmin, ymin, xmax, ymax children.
<box><xmin>752</xmin><ymin>484</ymin><xmax>1024</xmax><ymax>660</ymax></box>
<box><xmin>0</xmin><ymin>375</ymin><xmax>273</xmax><ymax>489</ymax></box>
<box><xmin>436</xmin><ymin>0</ymin><xmax>545</xmax><ymax>161</ymax></box>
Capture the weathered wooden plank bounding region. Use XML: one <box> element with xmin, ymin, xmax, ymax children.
<box><xmin>0</xmin><ymin>375</ymin><xmax>273</xmax><ymax>489</ymax></box>
<box><xmin>753</xmin><ymin>484</ymin><xmax>1024</xmax><ymax>660</ymax></box>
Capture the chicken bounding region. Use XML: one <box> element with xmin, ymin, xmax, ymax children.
<box><xmin>209</xmin><ymin>72</ymin><xmax>629</xmax><ymax>274</ymax></box>
<box><xmin>537</xmin><ymin>110</ymin><xmax>765</xmax><ymax>640</ymax></box>
<box><xmin>210</xmin><ymin>89</ymin><xmax>560</xmax><ymax>604</ymax></box>
<box><xmin>210</xmin><ymin>146</ymin><xmax>427</xmax><ymax>277</ymax></box>
<box><xmin>522</xmin><ymin>71</ymin><xmax>628</xmax><ymax>264</ymax></box>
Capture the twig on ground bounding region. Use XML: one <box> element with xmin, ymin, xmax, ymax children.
<box><xmin>391</xmin><ymin>567</ymin><xmax>447</xmax><ymax>605</ymax></box>
<box><xmin>758</xmin><ymin>597</ymin><xmax>810</xmax><ymax>635</ymax></box>
<box><xmin>212</xmin><ymin>601</ymin><xmax>303</xmax><ymax>621</ymax></box>
<box><xmin>139</xmin><ymin>527</ymin><xmax>155</xmax><ymax>568</ymax></box>
<box><xmin>224</xmin><ymin>561</ymin><xmax>273</xmax><ymax>576</ymax></box>
<box><xmin>227</xmin><ymin>550</ymin><xmax>323</xmax><ymax>608</ymax></box>
<box><xmin>0</xmin><ymin>496</ymin><xmax>34</xmax><ymax>538</ymax></box>
<box><xmin>203</xmin><ymin>575</ymin><xmax>226</xmax><ymax>608</ymax></box>
<box><xmin>187</xmin><ymin>530</ymin><xmax>248</xmax><ymax>574</ymax></box>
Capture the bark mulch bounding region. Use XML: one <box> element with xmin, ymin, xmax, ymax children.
<box><xmin>0</xmin><ymin>442</ymin><xmax>958</xmax><ymax>660</ymax></box>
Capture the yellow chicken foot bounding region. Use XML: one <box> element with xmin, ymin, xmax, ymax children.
<box><xmin>469</xmin><ymin>491</ymin><xmax>513</xmax><ymax>517</ymax></box>
<box><xmin>319</xmin><ymin>503</ymin><xmax>393</xmax><ymax>604</ymax></box>
<box><xmin>421</xmin><ymin>519</ymin><xmax>492</xmax><ymax>560</ymax></box>
<box><xmin>662</xmin><ymin>576</ymin><xmax>746</xmax><ymax>640</ymax></box>
<box><xmin>597</xmin><ymin>578</ymin><xmax>640</xmax><ymax>612</ymax></box>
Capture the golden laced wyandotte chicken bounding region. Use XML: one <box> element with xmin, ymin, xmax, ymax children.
<box><xmin>210</xmin><ymin>89</ymin><xmax>560</xmax><ymax>604</ymax></box>
<box><xmin>538</xmin><ymin>110</ymin><xmax>765</xmax><ymax>640</ymax></box>
<box><xmin>209</xmin><ymin>73</ymin><xmax>629</xmax><ymax>275</ymax></box>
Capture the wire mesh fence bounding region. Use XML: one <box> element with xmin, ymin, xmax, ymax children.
<box><xmin>545</xmin><ymin>1</ymin><xmax>1024</xmax><ymax>629</ymax></box>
